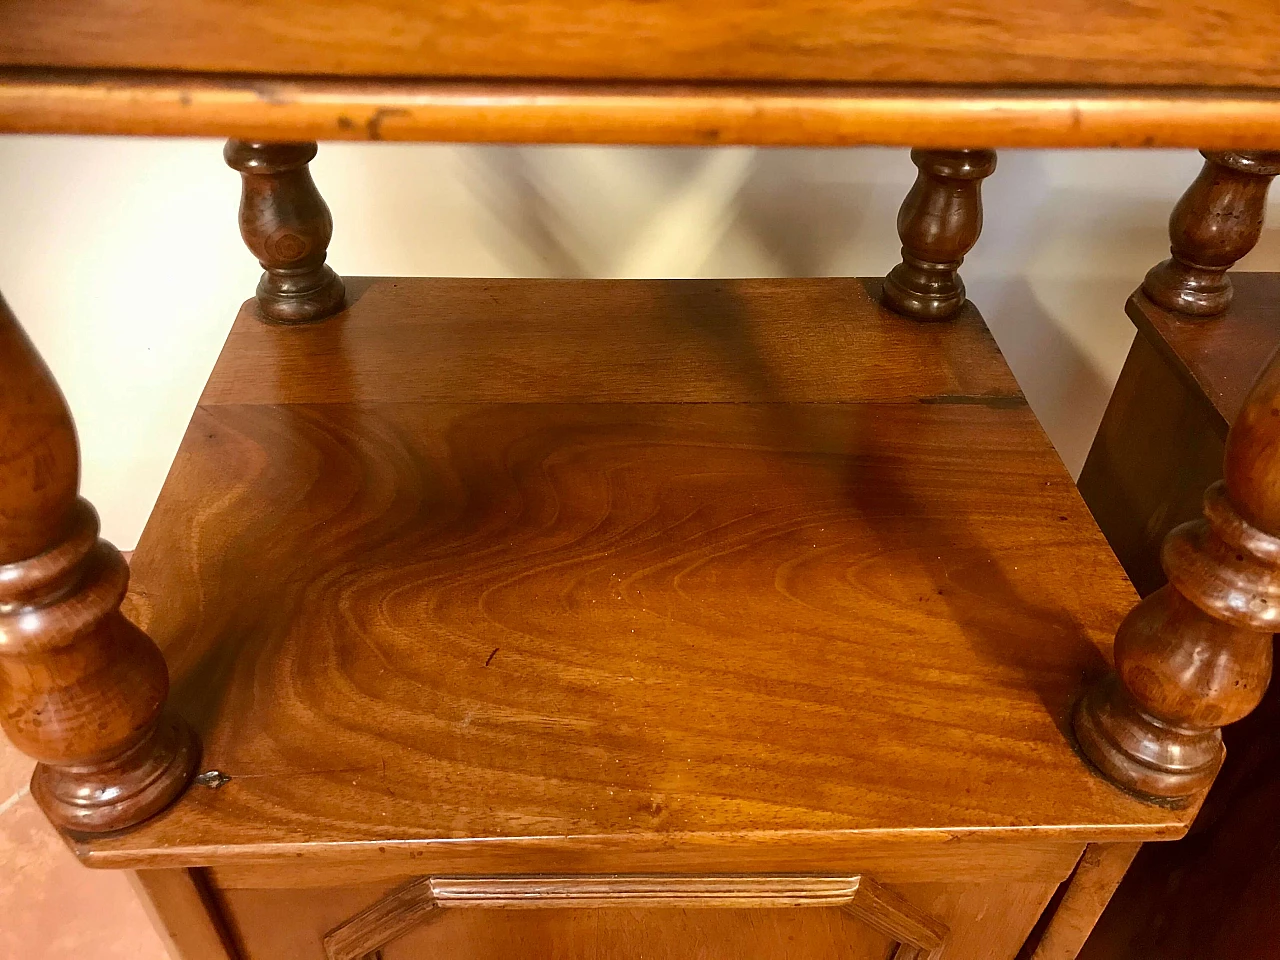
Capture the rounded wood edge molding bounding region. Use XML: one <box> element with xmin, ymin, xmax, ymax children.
<box><xmin>9</xmin><ymin>71</ymin><xmax>1280</xmax><ymax>147</ymax></box>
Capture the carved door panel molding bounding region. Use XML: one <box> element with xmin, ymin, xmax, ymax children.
<box><xmin>323</xmin><ymin>873</ymin><xmax>949</xmax><ymax>960</ymax></box>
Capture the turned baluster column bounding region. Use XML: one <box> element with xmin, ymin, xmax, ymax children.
<box><xmin>883</xmin><ymin>149</ymin><xmax>997</xmax><ymax>321</ymax></box>
<box><xmin>1074</xmin><ymin>344</ymin><xmax>1280</xmax><ymax>801</ymax></box>
<box><xmin>1143</xmin><ymin>151</ymin><xmax>1280</xmax><ymax>318</ymax></box>
<box><xmin>0</xmin><ymin>294</ymin><xmax>197</xmax><ymax>834</ymax></box>
<box><xmin>224</xmin><ymin>140</ymin><xmax>345</xmax><ymax>324</ymax></box>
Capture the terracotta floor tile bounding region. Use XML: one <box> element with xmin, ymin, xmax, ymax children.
<box><xmin>0</xmin><ymin>791</ymin><xmax>170</xmax><ymax>960</ymax></box>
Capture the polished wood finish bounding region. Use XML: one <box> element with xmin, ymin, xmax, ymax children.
<box><xmin>0</xmin><ymin>293</ymin><xmax>197</xmax><ymax>835</ymax></box>
<box><xmin>1078</xmin><ymin>334</ymin><xmax>1226</xmax><ymax>597</ymax></box>
<box><xmin>1142</xmin><ymin>152</ymin><xmax>1280</xmax><ymax>317</ymax></box>
<box><xmin>223</xmin><ymin>140</ymin><xmax>344</xmax><ymax>324</ymax></box>
<box><xmin>77</xmin><ymin>277</ymin><xmax>1186</xmax><ymax>880</ymax></box>
<box><xmin>15</xmin><ymin>74</ymin><xmax>1280</xmax><ymax>148</ymax></box>
<box><xmin>1079</xmin><ymin>273</ymin><xmax>1280</xmax><ymax>594</ymax></box>
<box><xmin>1074</xmin><ymin>314</ymin><xmax>1280</xmax><ymax>800</ymax></box>
<box><xmin>884</xmin><ymin>150</ymin><xmax>996</xmax><ymax>321</ymax></box>
<box><xmin>1025</xmin><ymin>844</ymin><xmax>1140</xmax><ymax>960</ymax></box>
<box><xmin>1076</xmin><ymin>272</ymin><xmax>1280</xmax><ymax>960</ymax></box>
<box><xmin>131</xmin><ymin>869</ymin><xmax>238</xmax><ymax>960</ymax></box>
<box><xmin>223</xmin><ymin>877</ymin><xmax>1059</xmax><ymax>960</ymax></box>
<box><xmin>6</xmin><ymin>1</ymin><xmax>1280</xmax><ymax>90</ymax></box>
<box><xmin>323</xmin><ymin>874</ymin><xmax>947</xmax><ymax>960</ymax></box>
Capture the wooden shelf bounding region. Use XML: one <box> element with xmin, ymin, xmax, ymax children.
<box><xmin>79</xmin><ymin>277</ymin><xmax>1191</xmax><ymax>878</ymax></box>
<box><xmin>1127</xmin><ymin>272</ymin><xmax>1280</xmax><ymax>436</ymax></box>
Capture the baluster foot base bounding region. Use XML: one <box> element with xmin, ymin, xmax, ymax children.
<box><xmin>32</xmin><ymin>712</ymin><xmax>199</xmax><ymax>836</ymax></box>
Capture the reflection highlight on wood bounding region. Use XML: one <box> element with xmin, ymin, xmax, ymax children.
<box><xmin>0</xmin><ymin>292</ymin><xmax>197</xmax><ymax>834</ymax></box>
<box><xmin>1074</xmin><ymin>342</ymin><xmax>1280</xmax><ymax>800</ymax></box>
<box><xmin>323</xmin><ymin>874</ymin><xmax>947</xmax><ymax>960</ymax></box>
<box><xmin>883</xmin><ymin>149</ymin><xmax>997</xmax><ymax>321</ymax></box>
<box><xmin>16</xmin><ymin>73</ymin><xmax>1280</xmax><ymax>148</ymax></box>
<box><xmin>75</xmin><ymin>279</ymin><xmax>1187</xmax><ymax>875</ymax></box>
<box><xmin>1142</xmin><ymin>151</ymin><xmax>1280</xmax><ymax>317</ymax></box>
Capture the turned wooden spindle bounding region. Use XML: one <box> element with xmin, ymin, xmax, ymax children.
<box><xmin>224</xmin><ymin>140</ymin><xmax>345</xmax><ymax>324</ymax></box>
<box><xmin>883</xmin><ymin>148</ymin><xmax>997</xmax><ymax>321</ymax></box>
<box><xmin>1074</xmin><ymin>343</ymin><xmax>1280</xmax><ymax>802</ymax></box>
<box><xmin>0</xmin><ymin>294</ymin><xmax>197</xmax><ymax>834</ymax></box>
<box><xmin>1143</xmin><ymin>151</ymin><xmax>1280</xmax><ymax>318</ymax></box>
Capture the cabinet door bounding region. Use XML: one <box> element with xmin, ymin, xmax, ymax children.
<box><xmin>216</xmin><ymin>875</ymin><xmax>1058</xmax><ymax>960</ymax></box>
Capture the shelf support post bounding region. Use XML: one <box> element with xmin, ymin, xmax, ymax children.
<box><xmin>0</xmin><ymin>293</ymin><xmax>197</xmax><ymax>834</ymax></box>
<box><xmin>1074</xmin><ymin>339</ymin><xmax>1280</xmax><ymax>801</ymax></box>
<box><xmin>1143</xmin><ymin>151</ymin><xmax>1280</xmax><ymax>318</ymax></box>
<box><xmin>883</xmin><ymin>149</ymin><xmax>997</xmax><ymax>320</ymax></box>
<box><xmin>225</xmin><ymin>140</ymin><xmax>346</xmax><ymax>324</ymax></box>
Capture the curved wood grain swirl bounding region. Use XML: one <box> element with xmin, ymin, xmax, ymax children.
<box><xmin>88</xmin><ymin>279</ymin><xmax>1186</xmax><ymax>870</ymax></box>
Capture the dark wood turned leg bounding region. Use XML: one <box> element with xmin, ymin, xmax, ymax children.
<box><xmin>1143</xmin><ymin>151</ymin><xmax>1280</xmax><ymax>318</ymax></box>
<box><xmin>224</xmin><ymin>140</ymin><xmax>345</xmax><ymax>324</ymax></box>
<box><xmin>1073</xmin><ymin>344</ymin><xmax>1280</xmax><ymax>802</ymax></box>
<box><xmin>0</xmin><ymin>293</ymin><xmax>197</xmax><ymax>834</ymax></box>
<box><xmin>883</xmin><ymin>148</ymin><xmax>997</xmax><ymax>321</ymax></box>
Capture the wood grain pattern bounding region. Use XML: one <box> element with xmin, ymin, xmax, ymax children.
<box><xmin>0</xmin><ymin>292</ymin><xmax>197</xmax><ymax>834</ymax></box>
<box><xmin>76</xmin><ymin>278</ymin><xmax>1189</xmax><ymax>878</ymax></box>
<box><xmin>1142</xmin><ymin>153</ymin><xmax>1280</xmax><ymax>317</ymax></box>
<box><xmin>15</xmin><ymin>73</ymin><xmax>1280</xmax><ymax>147</ymax></box>
<box><xmin>205</xmin><ymin>837</ymin><xmax>1088</xmax><ymax>890</ymax></box>
<box><xmin>323</xmin><ymin>873</ymin><xmax>947</xmax><ymax>960</ymax></box>
<box><xmin>6</xmin><ymin>1</ymin><xmax>1280</xmax><ymax>89</ymax></box>
<box><xmin>1026</xmin><ymin>843</ymin><xmax>1140</xmax><ymax>960</ymax></box>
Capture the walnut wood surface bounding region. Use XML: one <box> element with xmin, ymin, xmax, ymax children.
<box><xmin>131</xmin><ymin>869</ymin><xmax>239</xmax><ymax>960</ymax></box>
<box><xmin>78</xmin><ymin>278</ymin><xmax>1188</xmax><ymax>875</ymax></box>
<box><xmin>323</xmin><ymin>873</ymin><xmax>947</xmax><ymax>960</ymax></box>
<box><xmin>1080</xmin><ymin>275</ymin><xmax>1280</xmax><ymax>594</ymax></box>
<box><xmin>884</xmin><ymin>150</ymin><xmax>996</xmax><ymax>321</ymax></box>
<box><xmin>5</xmin><ymin>1</ymin><xmax>1280</xmax><ymax>90</ymax></box>
<box><xmin>224</xmin><ymin>140</ymin><xmax>345</xmax><ymax>324</ymax></box>
<box><xmin>1074</xmin><ymin>318</ymin><xmax>1280</xmax><ymax>799</ymax></box>
<box><xmin>14</xmin><ymin>73</ymin><xmax>1280</xmax><ymax>148</ymax></box>
<box><xmin>1025</xmin><ymin>843</ymin><xmax>1140</xmax><ymax>960</ymax></box>
<box><xmin>227</xmin><ymin>877</ymin><xmax>1057</xmax><ymax>960</ymax></box>
<box><xmin>1128</xmin><ymin>273</ymin><xmax>1280</xmax><ymax>432</ymax></box>
<box><xmin>204</xmin><ymin>837</ymin><xmax>1088</xmax><ymax>890</ymax></box>
<box><xmin>1074</xmin><ymin>271</ymin><xmax>1280</xmax><ymax>960</ymax></box>
<box><xmin>0</xmin><ymin>293</ymin><xmax>197</xmax><ymax>834</ymax></box>
<box><xmin>1142</xmin><ymin>153</ymin><xmax>1280</xmax><ymax>317</ymax></box>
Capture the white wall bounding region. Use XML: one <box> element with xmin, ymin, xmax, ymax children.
<box><xmin>2</xmin><ymin>138</ymin><xmax>1278</xmax><ymax>551</ymax></box>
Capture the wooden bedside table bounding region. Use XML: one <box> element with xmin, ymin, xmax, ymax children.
<box><xmin>3</xmin><ymin>5</ymin><xmax>1280</xmax><ymax>960</ymax></box>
